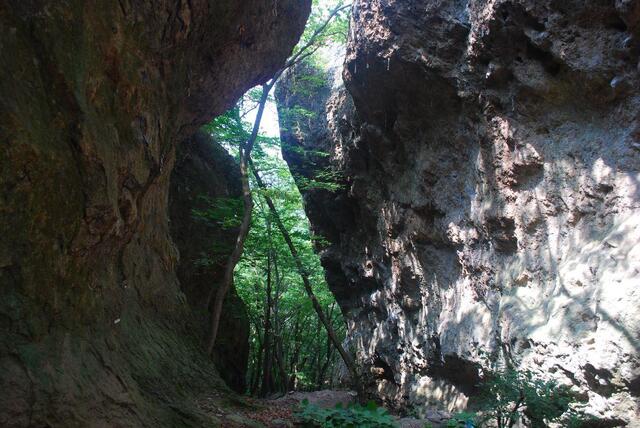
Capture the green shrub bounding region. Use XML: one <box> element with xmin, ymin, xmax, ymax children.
<box><xmin>476</xmin><ymin>368</ymin><xmax>585</xmax><ymax>428</ymax></box>
<box><xmin>446</xmin><ymin>411</ymin><xmax>480</xmax><ymax>427</ymax></box>
<box><xmin>428</xmin><ymin>367</ymin><xmax>594</xmax><ymax>428</ymax></box>
<box><xmin>295</xmin><ymin>399</ymin><xmax>398</xmax><ymax>428</ymax></box>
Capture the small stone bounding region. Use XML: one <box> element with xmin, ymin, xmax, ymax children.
<box><xmin>514</xmin><ymin>271</ymin><xmax>531</xmax><ymax>286</ymax></box>
<box><xmin>610</xmin><ymin>75</ymin><xmax>629</xmax><ymax>93</ymax></box>
<box><xmin>485</xmin><ymin>62</ymin><xmax>511</xmax><ymax>86</ymax></box>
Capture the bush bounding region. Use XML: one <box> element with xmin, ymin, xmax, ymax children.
<box><xmin>295</xmin><ymin>399</ymin><xmax>398</xmax><ymax>428</ymax></box>
<box><xmin>475</xmin><ymin>368</ymin><xmax>587</xmax><ymax>428</ymax></box>
<box><xmin>438</xmin><ymin>369</ymin><xmax>586</xmax><ymax>428</ymax></box>
<box><xmin>435</xmin><ymin>367</ymin><xmax>595</xmax><ymax>428</ymax></box>
<box><xmin>445</xmin><ymin>412</ymin><xmax>480</xmax><ymax>427</ymax></box>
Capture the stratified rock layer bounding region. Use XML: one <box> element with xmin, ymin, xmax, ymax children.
<box><xmin>278</xmin><ymin>0</ymin><xmax>640</xmax><ymax>424</ymax></box>
<box><xmin>0</xmin><ymin>1</ymin><xmax>309</xmax><ymax>426</ymax></box>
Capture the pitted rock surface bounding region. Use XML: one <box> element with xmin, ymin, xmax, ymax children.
<box><xmin>277</xmin><ymin>0</ymin><xmax>640</xmax><ymax>424</ymax></box>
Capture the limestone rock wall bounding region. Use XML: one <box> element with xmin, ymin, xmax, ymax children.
<box><xmin>277</xmin><ymin>0</ymin><xmax>640</xmax><ymax>424</ymax></box>
<box><xmin>0</xmin><ymin>1</ymin><xmax>310</xmax><ymax>426</ymax></box>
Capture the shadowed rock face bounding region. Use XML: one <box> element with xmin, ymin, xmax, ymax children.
<box><xmin>0</xmin><ymin>1</ymin><xmax>309</xmax><ymax>426</ymax></box>
<box><xmin>278</xmin><ymin>0</ymin><xmax>640</xmax><ymax>423</ymax></box>
<box><xmin>169</xmin><ymin>131</ymin><xmax>249</xmax><ymax>393</ymax></box>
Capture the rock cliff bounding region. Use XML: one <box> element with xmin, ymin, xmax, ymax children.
<box><xmin>277</xmin><ymin>0</ymin><xmax>640</xmax><ymax>423</ymax></box>
<box><xmin>169</xmin><ymin>131</ymin><xmax>249</xmax><ymax>393</ymax></box>
<box><xmin>0</xmin><ymin>1</ymin><xmax>309</xmax><ymax>426</ymax></box>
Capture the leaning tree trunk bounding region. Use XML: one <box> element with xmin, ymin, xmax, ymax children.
<box><xmin>205</xmin><ymin>2</ymin><xmax>351</xmax><ymax>355</ymax></box>
<box><xmin>249</xmin><ymin>160</ymin><xmax>363</xmax><ymax>398</ymax></box>
<box><xmin>206</xmin><ymin>86</ymin><xmax>269</xmax><ymax>355</ymax></box>
<box><xmin>206</xmin><ymin>146</ymin><xmax>252</xmax><ymax>355</ymax></box>
<box><xmin>317</xmin><ymin>303</ymin><xmax>335</xmax><ymax>388</ymax></box>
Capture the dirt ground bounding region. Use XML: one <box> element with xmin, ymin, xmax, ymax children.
<box><xmin>196</xmin><ymin>389</ymin><xmax>451</xmax><ymax>427</ymax></box>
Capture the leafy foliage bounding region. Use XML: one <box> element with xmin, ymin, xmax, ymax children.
<box><xmin>296</xmin><ymin>399</ymin><xmax>398</xmax><ymax>428</ymax></box>
<box><xmin>438</xmin><ymin>367</ymin><xmax>591</xmax><ymax>428</ymax></box>
<box><xmin>238</xmin><ymin>144</ymin><xmax>346</xmax><ymax>393</ymax></box>
<box><xmin>287</xmin><ymin>74</ymin><xmax>328</xmax><ymax>99</ymax></box>
<box><xmin>199</xmin><ymin>87</ymin><xmax>346</xmax><ymax>394</ymax></box>
<box><xmin>196</xmin><ymin>0</ymin><xmax>353</xmax><ymax>395</ymax></box>
<box><xmin>476</xmin><ymin>368</ymin><xmax>579</xmax><ymax>427</ymax></box>
<box><xmin>202</xmin><ymin>106</ymin><xmax>247</xmax><ymax>146</ymax></box>
<box><xmin>295</xmin><ymin>0</ymin><xmax>350</xmax><ymax>61</ymax></box>
<box><xmin>445</xmin><ymin>412</ymin><xmax>480</xmax><ymax>427</ymax></box>
<box><xmin>294</xmin><ymin>168</ymin><xmax>343</xmax><ymax>193</ymax></box>
<box><xmin>192</xmin><ymin>195</ymin><xmax>243</xmax><ymax>230</ymax></box>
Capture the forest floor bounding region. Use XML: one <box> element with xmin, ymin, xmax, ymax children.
<box><xmin>196</xmin><ymin>389</ymin><xmax>451</xmax><ymax>427</ymax></box>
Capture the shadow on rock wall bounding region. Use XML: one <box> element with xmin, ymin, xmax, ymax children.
<box><xmin>278</xmin><ymin>0</ymin><xmax>639</xmax><ymax>423</ymax></box>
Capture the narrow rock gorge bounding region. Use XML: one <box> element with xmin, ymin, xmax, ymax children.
<box><xmin>0</xmin><ymin>1</ymin><xmax>309</xmax><ymax>426</ymax></box>
<box><xmin>2</xmin><ymin>0</ymin><xmax>640</xmax><ymax>426</ymax></box>
<box><xmin>278</xmin><ymin>0</ymin><xmax>640</xmax><ymax>424</ymax></box>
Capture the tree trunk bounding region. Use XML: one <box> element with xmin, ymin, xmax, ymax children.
<box><xmin>204</xmin><ymin>1</ymin><xmax>350</xmax><ymax>356</ymax></box>
<box><xmin>289</xmin><ymin>315</ymin><xmax>302</xmax><ymax>390</ymax></box>
<box><xmin>317</xmin><ymin>304</ymin><xmax>335</xmax><ymax>388</ymax></box>
<box><xmin>313</xmin><ymin>317</ymin><xmax>323</xmax><ymax>387</ymax></box>
<box><xmin>251</xmin><ymin>341</ymin><xmax>263</xmax><ymax>395</ymax></box>
<box><xmin>260</xmin><ymin>229</ymin><xmax>274</xmax><ymax>397</ymax></box>
<box><xmin>275</xmin><ymin>337</ymin><xmax>288</xmax><ymax>391</ymax></box>
<box><xmin>249</xmin><ymin>337</ymin><xmax>262</xmax><ymax>395</ymax></box>
<box><xmin>250</xmin><ymin>160</ymin><xmax>363</xmax><ymax>398</ymax></box>
<box><xmin>206</xmin><ymin>86</ymin><xmax>270</xmax><ymax>355</ymax></box>
<box><xmin>271</xmin><ymin>260</ymin><xmax>289</xmax><ymax>392</ymax></box>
